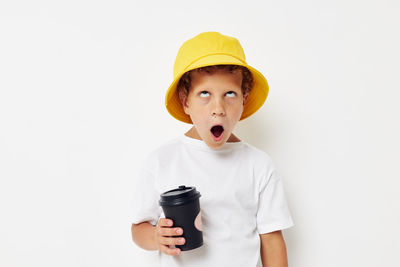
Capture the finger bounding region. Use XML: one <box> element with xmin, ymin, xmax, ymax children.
<box><xmin>158</xmin><ymin>218</ymin><xmax>173</xmax><ymax>227</ymax></box>
<box><xmin>161</xmin><ymin>227</ymin><xmax>183</xmax><ymax>237</ymax></box>
<box><xmin>159</xmin><ymin>236</ymin><xmax>185</xmax><ymax>246</ymax></box>
<box><xmin>159</xmin><ymin>244</ymin><xmax>181</xmax><ymax>256</ymax></box>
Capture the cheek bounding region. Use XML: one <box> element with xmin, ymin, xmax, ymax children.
<box><xmin>228</xmin><ymin>101</ymin><xmax>244</xmax><ymax>115</ymax></box>
<box><xmin>189</xmin><ymin>100</ymin><xmax>207</xmax><ymax>114</ymax></box>
<box><xmin>187</xmin><ymin>104</ymin><xmax>208</xmax><ymax>126</ymax></box>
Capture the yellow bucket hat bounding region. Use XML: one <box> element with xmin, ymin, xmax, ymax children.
<box><xmin>165</xmin><ymin>31</ymin><xmax>269</xmax><ymax>124</ymax></box>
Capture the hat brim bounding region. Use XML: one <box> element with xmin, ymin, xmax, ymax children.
<box><xmin>165</xmin><ymin>54</ymin><xmax>269</xmax><ymax>124</ymax></box>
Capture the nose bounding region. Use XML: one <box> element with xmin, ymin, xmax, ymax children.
<box><xmin>211</xmin><ymin>98</ymin><xmax>226</xmax><ymax>117</ymax></box>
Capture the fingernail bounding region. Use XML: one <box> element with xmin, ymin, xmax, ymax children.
<box><xmin>176</xmin><ymin>229</ymin><xmax>181</xmax><ymax>234</ymax></box>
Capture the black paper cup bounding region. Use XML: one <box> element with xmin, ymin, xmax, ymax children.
<box><xmin>159</xmin><ymin>185</ymin><xmax>203</xmax><ymax>251</ymax></box>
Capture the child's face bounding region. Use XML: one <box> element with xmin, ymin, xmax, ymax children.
<box><xmin>181</xmin><ymin>69</ymin><xmax>248</xmax><ymax>149</ymax></box>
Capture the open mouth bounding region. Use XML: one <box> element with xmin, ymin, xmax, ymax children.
<box><xmin>210</xmin><ymin>125</ymin><xmax>224</xmax><ymax>138</ymax></box>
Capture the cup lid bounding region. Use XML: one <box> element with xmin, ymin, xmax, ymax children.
<box><xmin>159</xmin><ymin>185</ymin><xmax>201</xmax><ymax>206</ymax></box>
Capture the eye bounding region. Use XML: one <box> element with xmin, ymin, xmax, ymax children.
<box><xmin>199</xmin><ymin>91</ymin><xmax>210</xmax><ymax>97</ymax></box>
<box><xmin>226</xmin><ymin>91</ymin><xmax>236</xmax><ymax>97</ymax></box>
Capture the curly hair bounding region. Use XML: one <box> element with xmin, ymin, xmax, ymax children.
<box><xmin>177</xmin><ymin>65</ymin><xmax>253</xmax><ymax>102</ymax></box>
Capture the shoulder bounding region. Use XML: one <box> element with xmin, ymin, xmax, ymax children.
<box><xmin>140</xmin><ymin>136</ymin><xmax>183</xmax><ymax>170</ymax></box>
<box><xmin>241</xmin><ymin>142</ymin><xmax>274</xmax><ymax>167</ymax></box>
<box><xmin>239</xmin><ymin>142</ymin><xmax>277</xmax><ymax>185</ymax></box>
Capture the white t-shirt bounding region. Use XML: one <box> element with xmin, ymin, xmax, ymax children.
<box><xmin>130</xmin><ymin>134</ymin><xmax>294</xmax><ymax>267</ymax></box>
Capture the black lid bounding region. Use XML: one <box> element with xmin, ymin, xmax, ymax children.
<box><xmin>159</xmin><ymin>185</ymin><xmax>201</xmax><ymax>207</ymax></box>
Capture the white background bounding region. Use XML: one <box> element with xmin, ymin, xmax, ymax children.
<box><xmin>1</xmin><ymin>0</ymin><xmax>399</xmax><ymax>266</ymax></box>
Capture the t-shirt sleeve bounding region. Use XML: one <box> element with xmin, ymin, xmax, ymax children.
<box><xmin>256</xmin><ymin>162</ymin><xmax>294</xmax><ymax>234</ymax></box>
<box><xmin>129</xmin><ymin>163</ymin><xmax>162</xmax><ymax>226</ymax></box>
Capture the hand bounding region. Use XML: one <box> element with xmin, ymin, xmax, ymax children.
<box><xmin>154</xmin><ymin>218</ymin><xmax>185</xmax><ymax>256</ymax></box>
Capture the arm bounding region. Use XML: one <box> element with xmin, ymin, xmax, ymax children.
<box><xmin>131</xmin><ymin>221</ymin><xmax>158</xmax><ymax>251</ymax></box>
<box><xmin>259</xmin><ymin>230</ymin><xmax>288</xmax><ymax>267</ymax></box>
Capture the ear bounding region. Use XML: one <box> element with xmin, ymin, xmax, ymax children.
<box><xmin>243</xmin><ymin>92</ymin><xmax>249</xmax><ymax>106</ymax></box>
<box><xmin>178</xmin><ymin>90</ymin><xmax>190</xmax><ymax>115</ymax></box>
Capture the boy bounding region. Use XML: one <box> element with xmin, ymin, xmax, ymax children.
<box><xmin>130</xmin><ymin>32</ymin><xmax>294</xmax><ymax>267</ymax></box>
